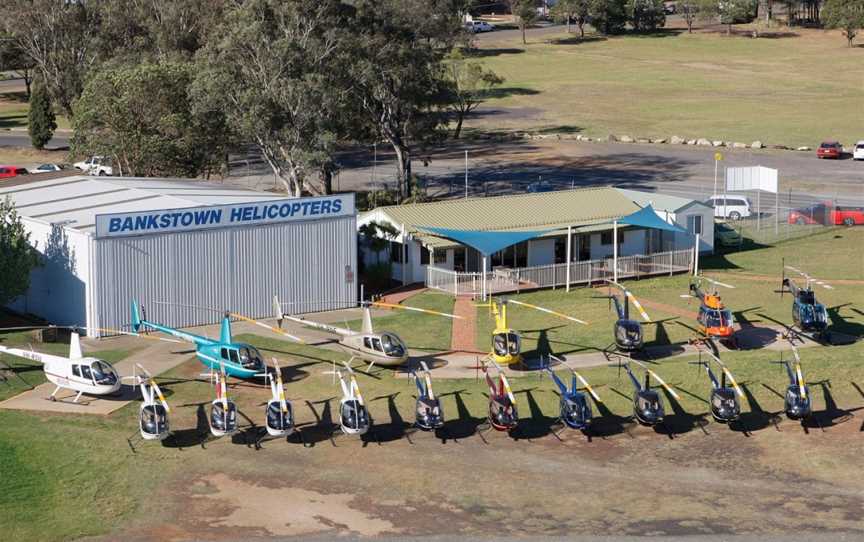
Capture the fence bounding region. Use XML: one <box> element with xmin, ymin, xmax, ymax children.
<box><xmin>426</xmin><ymin>248</ymin><xmax>693</xmax><ymax>297</ymax></box>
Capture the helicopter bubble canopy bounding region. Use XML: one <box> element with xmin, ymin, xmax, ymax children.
<box><xmin>489</xmin><ymin>400</ymin><xmax>518</xmax><ymax>430</ymax></box>
<box><xmin>236</xmin><ymin>345</ymin><xmax>266</xmax><ymax>371</ymax></box>
<box><xmin>635</xmin><ymin>390</ymin><xmax>664</xmax><ymax>425</ymax></box>
<box><xmin>493</xmin><ymin>332</ymin><xmax>520</xmax><ymax>357</ymax></box>
<box><xmin>615</xmin><ymin>320</ymin><xmax>642</xmax><ymax>346</ymax></box>
<box><xmin>140</xmin><ymin>404</ymin><xmax>169</xmax><ymax>438</ymax></box>
<box><xmin>561</xmin><ymin>394</ymin><xmax>592</xmax><ymax>429</ymax></box>
<box><xmin>785</xmin><ymin>385</ymin><xmax>811</xmax><ymax>419</ymax></box>
<box><xmin>710</xmin><ymin>388</ymin><xmax>740</xmax><ymax>422</ymax></box>
<box><xmin>341</xmin><ymin>399</ymin><xmax>370</xmax><ymax>432</ymax></box>
<box><xmin>266</xmin><ymin>401</ymin><xmax>294</xmax><ymax>433</ymax></box>
<box><xmin>211</xmin><ymin>401</ymin><xmax>238</xmax><ymax>433</ymax></box>
<box><xmin>380</xmin><ymin>332</ymin><xmax>406</xmax><ymax>358</ymax></box>
<box><xmin>703</xmin><ymin>308</ymin><xmax>733</xmax><ymax>328</ymax></box>
<box><xmin>89</xmin><ymin>359</ymin><xmax>119</xmax><ymax>386</ymax></box>
<box><xmin>415</xmin><ymin>397</ymin><xmax>444</xmax><ymax>430</ymax></box>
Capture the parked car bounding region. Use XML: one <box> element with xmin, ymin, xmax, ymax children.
<box><xmin>31</xmin><ymin>163</ymin><xmax>63</xmax><ymax>173</ymax></box>
<box><xmin>714</xmin><ymin>221</ymin><xmax>742</xmax><ymax>247</ymax></box>
<box><xmin>526</xmin><ymin>180</ymin><xmax>554</xmax><ymax>193</ymax></box>
<box><xmin>704</xmin><ymin>195</ymin><xmax>752</xmax><ymax>220</ymax></box>
<box><xmin>73</xmin><ymin>156</ymin><xmax>113</xmax><ymax>176</ymax></box>
<box><xmin>465</xmin><ymin>20</ymin><xmax>494</xmax><ymax>33</ymax></box>
<box><xmin>816</xmin><ymin>141</ymin><xmax>842</xmax><ymax>159</ymax></box>
<box><xmin>0</xmin><ymin>166</ymin><xmax>27</xmax><ymax>179</ymax></box>
<box><xmin>788</xmin><ymin>202</ymin><xmax>864</xmax><ymax>226</ymax></box>
<box><xmin>853</xmin><ymin>141</ymin><xmax>864</xmax><ymax>161</ymax></box>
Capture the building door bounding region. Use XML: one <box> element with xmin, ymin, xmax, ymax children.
<box><xmin>578</xmin><ymin>234</ymin><xmax>591</xmax><ymax>261</ymax></box>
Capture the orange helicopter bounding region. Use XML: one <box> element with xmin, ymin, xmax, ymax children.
<box><xmin>682</xmin><ymin>277</ymin><xmax>736</xmax><ymax>345</ymax></box>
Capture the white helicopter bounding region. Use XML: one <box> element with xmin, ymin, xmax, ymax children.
<box><xmin>262</xmin><ymin>359</ymin><xmax>294</xmax><ymax>437</ymax></box>
<box><xmin>0</xmin><ymin>325</ymin><xmax>179</xmax><ymax>404</ymax></box>
<box><xmin>411</xmin><ymin>361</ymin><xmax>444</xmax><ymax>431</ymax></box>
<box><xmin>273</xmin><ymin>296</ymin><xmax>460</xmax><ymax>369</ymax></box>
<box><xmin>206</xmin><ymin>362</ymin><xmax>238</xmax><ymax>438</ymax></box>
<box><xmin>0</xmin><ymin>328</ymin><xmax>121</xmax><ymax>403</ymax></box>
<box><xmin>328</xmin><ymin>361</ymin><xmax>371</xmax><ymax>436</ymax></box>
<box><xmin>130</xmin><ymin>364</ymin><xmax>171</xmax><ymax>441</ymax></box>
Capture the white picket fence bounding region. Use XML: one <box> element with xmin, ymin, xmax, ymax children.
<box><xmin>425</xmin><ymin>248</ymin><xmax>692</xmax><ymax>297</ymax></box>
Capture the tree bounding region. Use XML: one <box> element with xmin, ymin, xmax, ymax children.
<box><xmin>27</xmin><ymin>81</ymin><xmax>56</xmax><ymax>150</ymax></box>
<box><xmin>444</xmin><ymin>49</ymin><xmax>504</xmax><ymax>139</ymax></box>
<box><xmin>509</xmin><ymin>0</ymin><xmax>539</xmax><ymax>44</ymax></box>
<box><xmin>626</xmin><ymin>0</ymin><xmax>667</xmax><ymax>31</ymax></box>
<box><xmin>0</xmin><ymin>197</ymin><xmax>40</xmax><ymax>307</ymax></box>
<box><xmin>0</xmin><ymin>38</ymin><xmax>35</xmax><ymax>98</ymax></box>
<box><xmin>678</xmin><ymin>0</ymin><xmax>701</xmax><ymax>32</ymax></box>
<box><xmin>590</xmin><ymin>0</ymin><xmax>629</xmax><ymax>34</ymax></box>
<box><xmin>359</xmin><ymin>220</ymin><xmax>399</xmax><ymax>264</ymax></box>
<box><xmin>823</xmin><ymin>0</ymin><xmax>864</xmax><ymax>47</ymax></box>
<box><xmin>3</xmin><ymin>0</ymin><xmax>103</xmax><ymax>120</ymax></box>
<box><xmin>550</xmin><ymin>0</ymin><xmax>591</xmax><ymax>37</ymax></box>
<box><xmin>347</xmin><ymin>0</ymin><xmax>457</xmax><ymax>201</ymax></box>
<box><xmin>699</xmin><ymin>0</ymin><xmax>758</xmax><ymax>35</ymax></box>
<box><xmin>194</xmin><ymin>0</ymin><xmax>348</xmax><ymax>196</ymax></box>
<box><xmin>73</xmin><ymin>62</ymin><xmax>228</xmax><ymax>178</ymax></box>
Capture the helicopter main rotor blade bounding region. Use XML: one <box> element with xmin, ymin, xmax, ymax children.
<box><xmin>501</xmin><ymin>373</ymin><xmax>517</xmax><ymax>405</ymax></box>
<box><xmin>624</xmin><ymin>291</ymin><xmax>651</xmax><ymax>322</ymax></box>
<box><xmin>702</xmin><ymin>276</ymin><xmax>735</xmax><ymax>289</ymax></box>
<box><xmin>370</xmin><ymin>301</ymin><xmax>462</xmax><ymax>319</ymax></box>
<box><xmin>507</xmin><ymin>299</ymin><xmax>587</xmax><ymax>325</ymax></box>
<box><xmin>574</xmin><ymin>371</ymin><xmax>602</xmax><ymax>403</ymax></box>
<box><xmin>151</xmin><ymin>380</ymin><xmax>171</xmax><ymax>412</ymax></box>
<box><xmin>227</xmin><ymin>312</ymin><xmax>305</xmax><ymax>343</ymax></box>
<box><xmin>722</xmin><ymin>367</ymin><xmax>744</xmax><ymax>398</ymax></box>
<box><xmin>795</xmin><ymin>363</ymin><xmax>807</xmax><ymax>399</ymax></box>
<box><xmin>647</xmin><ymin>369</ymin><xmax>680</xmax><ymax>401</ymax></box>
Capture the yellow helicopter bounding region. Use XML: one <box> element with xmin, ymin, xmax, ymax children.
<box><xmin>481</xmin><ymin>297</ymin><xmax>587</xmax><ymax>366</ymax></box>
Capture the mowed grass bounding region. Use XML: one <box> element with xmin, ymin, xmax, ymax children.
<box><xmin>472</xmin><ymin>27</ymin><xmax>864</xmax><ymax>147</ymax></box>
<box><xmin>0</xmin><ymin>86</ymin><xmax>70</xmax><ymax>132</ymax></box>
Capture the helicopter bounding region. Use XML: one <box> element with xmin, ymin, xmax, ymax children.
<box><xmin>774</xmin><ymin>341</ymin><xmax>811</xmax><ymax>421</ymax></box>
<box><xmin>480</xmin><ymin>359</ymin><xmax>519</xmax><ymax>431</ymax></box>
<box><xmin>206</xmin><ymin>361</ymin><xmax>238</xmax><ymax>438</ymax></box>
<box><xmin>480</xmin><ymin>297</ymin><xmax>587</xmax><ymax>366</ymax></box>
<box><xmin>131</xmin><ymin>364</ymin><xmax>171</xmax><ymax>441</ymax></box>
<box><xmin>682</xmin><ymin>277</ymin><xmax>736</xmax><ymax>345</ymax></box>
<box><xmin>329</xmin><ymin>361</ymin><xmax>372</xmax><ymax>436</ymax></box>
<box><xmin>273</xmin><ymin>296</ymin><xmax>459</xmax><ymax>369</ymax></box>
<box><xmin>544</xmin><ymin>359</ymin><xmax>601</xmax><ymax>431</ymax></box>
<box><xmin>780</xmin><ymin>264</ymin><xmax>831</xmax><ymax>337</ymax></box>
<box><xmin>410</xmin><ymin>361</ymin><xmax>444</xmax><ymax>431</ymax></box>
<box><xmin>689</xmin><ymin>348</ymin><xmax>743</xmax><ymax>423</ymax></box>
<box><xmin>603</xmin><ymin>281</ymin><xmax>652</xmax><ymax>352</ymax></box>
<box><xmin>618</xmin><ymin>359</ymin><xmax>680</xmax><ymax>426</ymax></box>
<box><xmin>263</xmin><ymin>359</ymin><xmax>294</xmax><ymax>437</ymax></box>
<box><xmin>0</xmin><ymin>328</ymin><xmax>122</xmax><ymax>403</ymax></box>
<box><xmin>131</xmin><ymin>300</ymin><xmax>301</xmax><ymax>379</ymax></box>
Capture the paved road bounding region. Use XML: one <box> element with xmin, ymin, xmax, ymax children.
<box><xmin>0</xmin><ymin>130</ymin><xmax>70</xmax><ymax>150</ymax></box>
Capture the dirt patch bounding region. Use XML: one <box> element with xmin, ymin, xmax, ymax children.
<box><xmin>188</xmin><ymin>473</ymin><xmax>400</xmax><ymax>538</ymax></box>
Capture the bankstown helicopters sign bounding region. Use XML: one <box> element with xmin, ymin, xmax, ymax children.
<box><xmin>95</xmin><ymin>194</ymin><xmax>355</xmax><ymax>239</ymax></box>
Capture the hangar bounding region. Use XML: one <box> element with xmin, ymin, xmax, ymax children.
<box><xmin>1</xmin><ymin>176</ymin><xmax>356</xmax><ymax>334</ymax></box>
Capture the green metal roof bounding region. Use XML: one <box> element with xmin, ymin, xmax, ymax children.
<box><xmin>615</xmin><ymin>188</ymin><xmax>710</xmax><ymax>213</ymax></box>
<box><xmin>362</xmin><ymin>187</ymin><xmax>643</xmax><ymax>250</ymax></box>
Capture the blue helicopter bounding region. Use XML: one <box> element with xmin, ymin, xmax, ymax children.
<box><xmin>544</xmin><ymin>359</ymin><xmax>601</xmax><ymax>431</ymax></box>
<box><xmin>780</xmin><ymin>264</ymin><xmax>831</xmax><ymax>337</ymax></box>
<box><xmin>130</xmin><ymin>300</ymin><xmax>302</xmax><ymax>379</ymax></box>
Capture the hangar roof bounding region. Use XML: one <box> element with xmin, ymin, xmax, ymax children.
<box><xmin>0</xmin><ymin>176</ymin><xmax>287</xmax><ymax>233</ymax></box>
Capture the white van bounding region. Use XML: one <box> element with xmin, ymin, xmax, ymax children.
<box><xmin>705</xmin><ymin>195</ymin><xmax>752</xmax><ymax>220</ymax></box>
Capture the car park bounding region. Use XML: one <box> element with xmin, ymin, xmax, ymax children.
<box><xmin>714</xmin><ymin>221</ymin><xmax>742</xmax><ymax>247</ymax></box>
<box><xmin>704</xmin><ymin>195</ymin><xmax>752</xmax><ymax>220</ymax></box>
<box><xmin>816</xmin><ymin>141</ymin><xmax>842</xmax><ymax>159</ymax></box>
<box><xmin>788</xmin><ymin>202</ymin><xmax>864</xmax><ymax>226</ymax></box>
<box><xmin>853</xmin><ymin>141</ymin><xmax>864</xmax><ymax>161</ymax></box>
<box><xmin>74</xmin><ymin>156</ymin><xmax>113</xmax><ymax>176</ymax></box>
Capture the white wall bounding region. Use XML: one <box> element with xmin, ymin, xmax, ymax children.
<box><xmin>7</xmin><ymin>219</ymin><xmax>92</xmax><ymax>328</ymax></box>
<box><xmin>674</xmin><ymin>208</ymin><xmax>714</xmax><ymax>253</ymax></box>
<box><xmin>589</xmin><ymin>229</ymin><xmax>646</xmax><ymax>260</ymax></box>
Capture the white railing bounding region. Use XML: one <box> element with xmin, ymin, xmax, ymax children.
<box><xmin>426</xmin><ymin>248</ymin><xmax>692</xmax><ymax>297</ymax></box>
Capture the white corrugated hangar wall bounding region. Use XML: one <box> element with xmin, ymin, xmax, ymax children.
<box><xmin>91</xmin><ymin>195</ymin><xmax>357</xmax><ymax>333</ymax></box>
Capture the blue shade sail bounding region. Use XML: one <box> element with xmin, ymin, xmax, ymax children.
<box><xmin>416</xmin><ymin>226</ymin><xmax>554</xmax><ymax>256</ymax></box>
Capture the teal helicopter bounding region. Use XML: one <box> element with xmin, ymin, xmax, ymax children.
<box><xmin>130</xmin><ymin>300</ymin><xmax>302</xmax><ymax>379</ymax></box>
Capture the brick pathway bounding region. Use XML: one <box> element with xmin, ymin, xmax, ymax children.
<box><xmin>450</xmin><ymin>296</ymin><xmax>482</xmax><ymax>353</ymax></box>
<box><xmin>378</xmin><ymin>284</ymin><xmax>427</xmax><ymax>305</ymax></box>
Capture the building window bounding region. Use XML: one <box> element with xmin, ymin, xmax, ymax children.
<box><xmin>390</xmin><ymin>241</ymin><xmax>408</xmax><ymax>264</ymax></box>
<box><xmin>453</xmin><ymin>247</ymin><xmax>466</xmax><ymax>271</ymax></box>
<box><xmin>687</xmin><ymin>215</ymin><xmax>703</xmax><ymax>236</ymax></box>
<box><xmin>491</xmin><ymin>242</ymin><xmax>528</xmax><ymax>268</ymax></box>
<box><xmin>601</xmin><ymin>230</ymin><xmax>625</xmax><ymax>246</ymax></box>
<box><xmin>420</xmin><ymin>247</ymin><xmax>430</xmax><ymax>265</ymax></box>
<box><xmin>434</xmin><ymin>250</ymin><xmax>447</xmax><ymax>265</ymax></box>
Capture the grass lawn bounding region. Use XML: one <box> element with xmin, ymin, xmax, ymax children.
<box><xmin>0</xmin><ymin>86</ymin><xmax>70</xmax><ymax>132</ymax></box>
<box><xmin>471</xmin><ymin>26</ymin><xmax>864</xmax><ymax>147</ymax></box>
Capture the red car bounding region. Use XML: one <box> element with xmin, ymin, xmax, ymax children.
<box><xmin>789</xmin><ymin>202</ymin><xmax>864</xmax><ymax>226</ymax></box>
<box><xmin>816</xmin><ymin>141</ymin><xmax>843</xmax><ymax>159</ymax></box>
<box><xmin>0</xmin><ymin>166</ymin><xmax>27</xmax><ymax>179</ymax></box>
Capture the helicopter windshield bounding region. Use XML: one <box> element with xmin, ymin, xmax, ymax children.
<box><xmin>211</xmin><ymin>402</ymin><xmax>237</xmax><ymax>431</ymax></box>
<box><xmin>507</xmin><ymin>333</ymin><xmax>520</xmax><ymax>355</ymax></box>
<box><xmin>493</xmin><ymin>333</ymin><xmax>508</xmax><ymax>356</ymax></box>
<box><xmin>490</xmin><ymin>402</ymin><xmax>518</xmax><ymax>428</ymax></box>
<box><xmin>380</xmin><ymin>333</ymin><xmax>406</xmax><ymax>357</ymax></box>
<box><xmin>341</xmin><ymin>399</ymin><xmax>368</xmax><ymax>430</ymax></box>
<box><xmin>141</xmin><ymin>404</ymin><xmax>168</xmax><ymax>435</ymax></box>
<box><xmin>238</xmin><ymin>346</ymin><xmax>264</xmax><ymax>369</ymax></box>
<box><xmin>266</xmin><ymin>401</ymin><xmax>292</xmax><ymax>430</ymax></box>
<box><xmin>416</xmin><ymin>397</ymin><xmax>442</xmax><ymax>428</ymax></box>
<box><xmin>637</xmin><ymin>392</ymin><xmax>660</xmax><ymax>412</ymax></box>
<box><xmin>90</xmin><ymin>360</ymin><xmax>117</xmax><ymax>385</ymax></box>
<box><xmin>705</xmin><ymin>309</ymin><xmax>733</xmax><ymax>328</ymax></box>
<box><xmin>563</xmin><ymin>396</ymin><xmax>590</xmax><ymax>426</ymax></box>
<box><xmin>616</xmin><ymin>321</ymin><xmax>641</xmax><ymax>344</ymax></box>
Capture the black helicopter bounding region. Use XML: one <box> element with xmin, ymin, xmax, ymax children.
<box><xmin>689</xmin><ymin>348</ymin><xmax>743</xmax><ymax>423</ymax></box>
<box><xmin>410</xmin><ymin>361</ymin><xmax>444</xmax><ymax>431</ymax></box>
<box><xmin>618</xmin><ymin>359</ymin><xmax>679</xmax><ymax>426</ymax></box>
<box><xmin>780</xmin><ymin>264</ymin><xmax>831</xmax><ymax>337</ymax></box>
<box><xmin>603</xmin><ymin>281</ymin><xmax>652</xmax><ymax>351</ymax></box>
<box><xmin>544</xmin><ymin>361</ymin><xmax>601</xmax><ymax>431</ymax></box>
<box><xmin>774</xmin><ymin>343</ymin><xmax>811</xmax><ymax>420</ymax></box>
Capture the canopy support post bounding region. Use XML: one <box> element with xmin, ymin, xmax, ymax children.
<box><xmin>565</xmin><ymin>225</ymin><xmax>572</xmax><ymax>292</ymax></box>
<box><xmin>694</xmin><ymin>233</ymin><xmax>700</xmax><ymax>277</ymax></box>
<box><xmin>401</xmin><ymin>224</ymin><xmax>408</xmax><ymax>286</ymax></box>
<box><xmin>482</xmin><ymin>255</ymin><xmax>487</xmax><ymax>301</ymax></box>
<box><xmin>613</xmin><ymin>221</ymin><xmax>618</xmax><ymax>283</ymax></box>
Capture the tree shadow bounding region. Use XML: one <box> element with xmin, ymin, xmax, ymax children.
<box><xmin>480</xmin><ymin>87</ymin><xmax>541</xmax><ymax>100</ymax></box>
<box><xmin>549</xmin><ymin>35</ymin><xmax>608</xmax><ymax>45</ymax></box>
<box><xmin>464</xmin><ymin>47</ymin><xmax>525</xmax><ymax>58</ymax></box>
<box><xmin>438</xmin><ymin>390</ymin><xmax>485</xmax><ymax>442</ymax></box>
<box><xmin>511</xmin><ymin>389</ymin><xmax>556</xmax><ymax>441</ymax></box>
